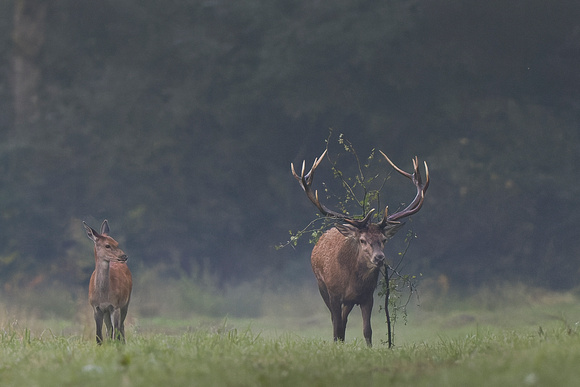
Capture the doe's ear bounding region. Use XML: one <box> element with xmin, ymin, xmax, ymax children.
<box><xmin>83</xmin><ymin>221</ymin><xmax>100</xmax><ymax>242</ymax></box>
<box><xmin>100</xmin><ymin>220</ymin><xmax>110</xmax><ymax>235</ymax></box>
<box><xmin>382</xmin><ymin>221</ymin><xmax>405</xmax><ymax>240</ymax></box>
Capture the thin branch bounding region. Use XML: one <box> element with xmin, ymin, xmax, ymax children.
<box><xmin>276</xmin><ymin>217</ymin><xmax>329</xmax><ymax>249</ymax></box>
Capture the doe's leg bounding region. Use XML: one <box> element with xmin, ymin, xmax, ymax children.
<box><xmin>94</xmin><ymin>309</ymin><xmax>104</xmax><ymax>345</ymax></box>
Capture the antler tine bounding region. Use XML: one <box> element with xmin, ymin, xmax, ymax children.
<box><xmin>423</xmin><ymin>160</ymin><xmax>430</xmax><ymax>191</ymax></box>
<box><xmin>305</xmin><ymin>149</ymin><xmax>326</xmax><ymax>182</ymax></box>
<box><xmin>344</xmin><ymin>208</ymin><xmax>375</xmax><ymax>228</ymax></box>
<box><xmin>380</xmin><ymin>150</ymin><xmax>411</xmax><ymax>179</ymax></box>
<box><xmin>292</xmin><ymin>149</ymin><xmax>352</xmax><ymax>220</ymax></box>
<box><xmin>378</xmin><ymin>205</ymin><xmax>399</xmax><ymax>226</ymax></box>
<box><xmin>379</xmin><ymin>151</ymin><xmax>430</xmax><ymax>224</ymax></box>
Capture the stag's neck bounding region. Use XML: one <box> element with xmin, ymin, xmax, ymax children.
<box><xmin>93</xmin><ymin>259</ymin><xmax>111</xmax><ymax>299</ymax></box>
<box><xmin>339</xmin><ymin>237</ymin><xmax>359</xmax><ymax>263</ymax></box>
<box><xmin>344</xmin><ymin>239</ymin><xmax>380</xmax><ymax>279</ymax></box>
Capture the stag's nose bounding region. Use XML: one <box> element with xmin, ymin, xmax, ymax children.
<box><xmin>372</xmin><ymin>253</ymin><xmax>385</xmax><ymax>266</ymax></box>
<box><xmin>118</xmin><ymin>254</ymin><xmax>128</xmax><ymax>262</ymax></box>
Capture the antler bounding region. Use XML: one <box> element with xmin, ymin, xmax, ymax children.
<box><xmin>378</xmin><ymin>151</ymin><xmax>430</xmax><ymax>225</ymax></box>
<box><xmin>291</xmin><ymin>149</ymin><xmax>374</xmax><ymax>228</ymax></box>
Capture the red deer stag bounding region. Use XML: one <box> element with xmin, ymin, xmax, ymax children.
<box><xmin>292</xmin><ymin>149</ymin><xmax>429</xmax><ymax>346</ymax></box>
<box><xmin>83</xmin><ymin>220</ymin><xmax>132</xmax><ymax>344</ymax></box>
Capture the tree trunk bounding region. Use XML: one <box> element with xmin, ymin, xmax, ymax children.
<box><xmin>12</xmin><ymin>0</ymin><xmax>48</xmax><ymax>126</ymax></box>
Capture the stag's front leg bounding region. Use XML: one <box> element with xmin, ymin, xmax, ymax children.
<box><xmin>360</xmin><ymin>296</ymin><xmax>374</xmax><ymax>347</ymax></box>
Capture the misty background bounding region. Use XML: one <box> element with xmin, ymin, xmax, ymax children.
<box><xmin>1</xmin><ymin>1</ymin><xmax>579</xmax><ymax>320</ymax></box>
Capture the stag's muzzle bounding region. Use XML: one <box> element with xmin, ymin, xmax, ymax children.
<box><xmin>371</xmin><ymin>253</ymin><xmax>385</xmax><ymax>266</ymax></box>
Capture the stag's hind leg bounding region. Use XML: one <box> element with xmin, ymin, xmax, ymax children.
<box><xmin>340</xmin><ymin>303</ymin><xmax>354</xmax><ymax>341</ymax></box>
<box><xmin>316</xmin><ymin>281</ymin><xmax>347</xmax><ymax>343</ymax></box>
<box><xmin>327</xmin><ymin>297</ymin><xmax>347</xmax><ymax>342</ymax></box>
<box><xmin>316</xmin><ymin>280</ymin><xmax>331</xmax><ymax>310</ymax></box>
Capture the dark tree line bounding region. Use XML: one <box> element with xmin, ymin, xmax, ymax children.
<box><xmin>0</xmin><ymin>0</ymin><xmax>579</xmax><ymax>292</ymax></box>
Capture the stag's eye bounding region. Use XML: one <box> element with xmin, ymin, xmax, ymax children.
<box><xmin>105</xmin><ymin>244</ymin><xmax>111</xmax><ymax>249</ymax></box>
<box><xmin>360</xmin><ymin>238</ymin><xmax>367</xmax><ymax>245</ymax></box>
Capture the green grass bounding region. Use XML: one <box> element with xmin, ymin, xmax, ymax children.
<box><xmin>1</xmin><ymin>320</ymin><xmax>580</xmax><ymax>386</ymax></box>
<box><xmin>2</xmin><ymin>284</ymin><xmax>580</xmax><ymax>386</ymax></box>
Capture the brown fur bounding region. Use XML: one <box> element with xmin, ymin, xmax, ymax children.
<box><xmin>84</xmin><ymin>220</ymin><xmax>132</xmax><ymax>344</ymax></box>
<box><xmin>293</xmin><ymin>150</ymin><xmax>429</xmax><ymax>346</ymax></box>
<box><xmin>311</xmin><ymin>223</ymin><xmax>401</xmax><ymax>346</ymax></box>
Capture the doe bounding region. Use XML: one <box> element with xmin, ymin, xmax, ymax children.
<box><xmin>83</xmin><ymin>220</ymin><xmax>132</xmax><ymax>344</ymax></box>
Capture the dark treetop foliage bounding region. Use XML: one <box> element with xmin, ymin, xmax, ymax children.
<box><xmin>1</xmin><ymin>0</ymin><xmax>579</xmax><ymax>291</ymax></box>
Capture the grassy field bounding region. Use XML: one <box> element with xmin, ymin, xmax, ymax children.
<box><xmin>2</xmin><ymin>284</ymin><xmax>580</xmax><ymax>386</ymax></box>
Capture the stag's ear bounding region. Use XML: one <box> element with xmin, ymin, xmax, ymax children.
<box><xmin>83</xmin><ymin>222</ymin><xmax>100</xmax><ymax>242</ymax></box>
<box><xmin>100</xmin><ymin>220</ymin><xmax>110</xmax><ymax>235</ymax></box>
<box><xmin>335</xmin><ymin>223</ymin><xmax>359</xmax><ymax>238</ymax></box>
<box><xmin>382</xmin><ymin>222</ymin><xmax>405</xmax><ymax>240</ymax></box>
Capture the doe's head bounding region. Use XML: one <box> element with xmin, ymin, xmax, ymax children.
<box><xmin>83</xmin><ymin>220</ymin><xmax>128</xmax><ymax>263</ymax></box>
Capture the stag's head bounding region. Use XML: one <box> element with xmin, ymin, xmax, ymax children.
<box><xmin>291</xmin><ymin>149</ymin><xmax>429</xmax><ymax>262</ymax></box>
<box><xmin>334</xmin><ymin>212</ymin><xmax>405</xmax><ymax>267</ymax></box>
